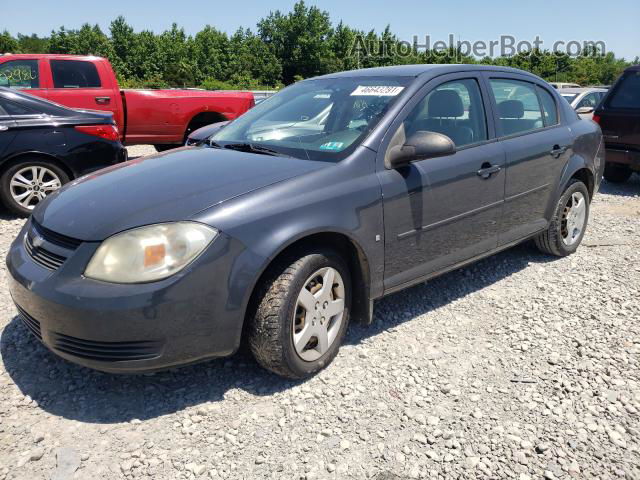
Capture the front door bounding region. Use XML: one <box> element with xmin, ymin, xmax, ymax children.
<box><xmin>378</xmin><ymin>74</ymin><xmax>506</xmax><ymax>291</ymax></box>
<box><xmin>45</xmin><ymin>59</ymin><xmax>122</xmax><ymax>128</ymax></box>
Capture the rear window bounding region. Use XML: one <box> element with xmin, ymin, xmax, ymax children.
<box><xmin>0</xmin><ymin>60</ymin><xmax>40</xmax><ymax>89</ymax></box>
<box><xmin>51</xmin><ymin>60</ymin><xmax>101</xmax><ymax>88</ymax></box>
<box><xmin>607</xmin><ymin>71</ymin><xmax>640</xmax><ymax>109</ymax></box>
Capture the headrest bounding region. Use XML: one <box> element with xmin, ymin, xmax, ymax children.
<box><xmin>498</xmin><ymin>100</ymin><xmax>524</xmax><ymax>119</ymax></box>
<box><xmin>428</xmin><ymin>90</ymin><xmax>464</xmax><ymax>118</ymax></box>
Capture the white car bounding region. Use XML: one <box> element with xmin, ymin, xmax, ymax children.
<box><xmin>559</xmin><ymin>87</ymin><xmax>608</xmax><ymax>120</ymax></box>
<box><xmin>550</xmin><ymin>82</ymin><xmax>581</xmax><ymax>89</ymax></box>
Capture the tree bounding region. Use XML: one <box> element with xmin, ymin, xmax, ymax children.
<box><xmin>109</xmin><ymin>16</ymin><xmax>136</xmax><ymax>78</ymax></box>
<box><xmin>258</xmin><ymin>0</ymin><xmax>333</xmax><ymax>83</ymax></box>
<box><xmin>193</xmin><ymin>26</ymin><xmax>230</xmax><ymax>83</ymax></box>
<box><xmin>0</xmin><ymin>31</ymin><xmax>18</xmax><ymax>54</ymax></box>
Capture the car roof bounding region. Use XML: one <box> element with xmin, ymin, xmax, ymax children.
<box><xmin>313</xmin><ymin>64</ymin><xmax>543</xmax><ymax>81</ymax></box>
<box><xmin>624</xmin><ymin>65</ymin><xmax>640</xmax><ymax>72</ymax></box>
<box><xmin>558</xmin><ymin>87</ymin><xmax>607</xmax><ymax>94</ymax></box>
<box><xmin>1</xmin><ymin>53</ymin><xmax>104</xmax><ymax>62</ymax></box>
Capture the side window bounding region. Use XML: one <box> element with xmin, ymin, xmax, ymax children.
<box><xmin>490</xmin><ymin>79</ymin><xmax>544</xmax><ymax>136</ymax></box>
<box><xmin>537</xmin><ymin>86</ymin><xmax>558</xmax><ymax>126</ymax></box>
<box><xmin>51</xmin><ymin>60</ymin><xmax>101</xmax><ymax>88</ymax></box>
<box><xmin>0</xmin><ymin>101</ymin><xmax>8</xmax><ymax>116</ymax></box>
<box><xmin>401</xmin><ymin>78</ymin><xmax>487</xmax><ymax>148</ymax></box>
<box><xmin>576</xmin><ymin>93</ymin><xmax>599</xmax><ymax>109</ymax></box>
<box><xmin>0</xmin><ymin>60</ymin><xmax>40</xmax><ymax>89</ymax></box>
<box><xmin>2</xmin><ymin>100</ymin><xmax>40</xmax><ymax>116</ymax></box>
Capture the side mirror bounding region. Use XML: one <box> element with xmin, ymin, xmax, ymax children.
<box><xmin>387</xmin><ymin>131</ymin><xmax>456</xmax><ymax>169</ymax></box>
<box><xmin>576</xmin><ymin>106</ymin><xmax>594</xmax><ymax>114</ymax></box>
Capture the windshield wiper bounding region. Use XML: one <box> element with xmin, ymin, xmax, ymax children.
<box><xmin>208</xmin><ymin>139</ymin><xmax>223</xmax><ymax>148</ymax></box>
<box><xmin>223</xmin><ymin>143</ymin><xmax>288</xmax><ymax>157</ymax></box>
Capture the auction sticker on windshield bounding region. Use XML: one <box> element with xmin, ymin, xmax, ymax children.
<box><xmin>351</xmin><ymin>86</ymin><xmax>404</xmax><ymax>96</ymax></box>
<box><xmin>319</xmin><ymin>142</ymin><xmax>345</xmax><ymax>151</ymax></box>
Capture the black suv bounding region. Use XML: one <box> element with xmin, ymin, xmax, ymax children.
<box><xmin>594</xmin><ymin>65</ymin><xmax>640</xmax><ymax>183</ymax></box>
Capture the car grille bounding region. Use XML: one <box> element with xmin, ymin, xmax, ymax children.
<box><xmin>16</xmin><ymin>305</ymin><xmax>42</xmax><ymax>341</ymax></box>
<box><xmin>24</xmin><ymin>221</ymin><xmax>82</xmax><ymax>271</ymax></box>
<box><xmin>51</xmin><ymin>332</ymin><xmax>163</xmax><ymax>362</ymax></box>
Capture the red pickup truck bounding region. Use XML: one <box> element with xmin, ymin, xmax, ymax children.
<box><xmin>0</xmin><ymin>54</ymin><xmax>254</xmax><ymax>150</ymax></box>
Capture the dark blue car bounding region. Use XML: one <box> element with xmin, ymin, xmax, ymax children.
<box><xmin>7</xmin><ymin>65</ymin><xmax>604</xmax><ymax>378</ymax></box>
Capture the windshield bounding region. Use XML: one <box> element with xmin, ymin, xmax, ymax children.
<box><xmin>561</xmin><ymin>94</ymin><xmax>578</xmax><ymax>104</ymax></box>
<box><xmin>212</xmin><ymin>76</ymin><xmax>413</xmax><ymax>161</ymax></box>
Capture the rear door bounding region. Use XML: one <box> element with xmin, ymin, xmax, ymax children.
<box><xmin>0</xmin><ymin>58</ymin><xmax>49</xmax><ymax>100</ymax></box>
<box><xmin>482</xmin><ymin>74</ymin><xmax>572</xmax><ymax>245</ymax></box>
<box><xmin>45</xmin><ymin>59</ymin><xmax>122</xmax><ymax>129</ymax></box>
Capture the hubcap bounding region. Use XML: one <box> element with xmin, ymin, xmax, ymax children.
<box><xmin>292</xmin><ymin>267</ymin><xmax>345</xmax><ymax>362</ymax></box>
<box><xmin>561</xmin><ymin>191</ymin><xmax>587</xmax><ymax>246</ymax></box>
<box><xmin>10</xmin><ymin>166</ymin><xmax>61</xmax><ymax>210</ymax></box>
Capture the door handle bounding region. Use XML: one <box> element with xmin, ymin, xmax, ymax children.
<box><xmin>95</xmin><ymin>96</ymin><xmax>111</xmax><ymax>105</ymax></box>
<box><xmin>0</xmin><ymin>125</ymin><xmax>8</xmax><ymax>132</ymax></box>
<box><xmin>550</xmin><ymin>145</ymin><xmax>567</xmax><ymax>158</ymax></box>
<box><xmin>477</xmin><ymin>163</ymin><xmax>501</xmax><ymax>179</ymax></box>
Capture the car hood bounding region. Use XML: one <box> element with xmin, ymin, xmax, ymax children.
<box><xmin>33</xmin><ymin>147</ymin><xmax>328</xmax><ymax>241</ymax></box>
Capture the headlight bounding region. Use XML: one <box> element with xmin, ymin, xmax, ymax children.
<box><xmin>85</xmin><ymin>222</ymin><xmax>218</xmax><ymax>283</ymax></box>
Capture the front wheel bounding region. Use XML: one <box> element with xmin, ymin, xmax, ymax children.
<box><xmin>534</xmin><ymin>179</ymin><xmax>590</xmax><ymax>257</ymax></box>
<box><xmin>0</xmin><ymin>160</ymin><xmax>70</xmax><ymax>216</ymax></box>
<box><xmin>248</xmin><ymin>249</ymin><xmax>351</xmax><ymax>379</ymax></box>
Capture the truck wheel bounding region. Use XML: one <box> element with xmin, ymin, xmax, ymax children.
<box><xmin>534</xmin><ymin>179</ymin><xmax>590</xmax><ymax>257</ymax></box>
<box><xmin>603</xmin><ymin>163</ymin><xmax>632</xmax><ymax>184</ymax></box>
<box><xmin>154</xmin><ymin>144</ymin><xmax>179</xmax><ymax>152</ymax></box>
<box><xmin>0</xmin><ymin>159</ymin><xmax>69</xmax><ymax>217</ymax></box>
<box><xmin>248</xmin><ymin>248</ymin><xmax>351</xmax><ymax>379</ymax></box>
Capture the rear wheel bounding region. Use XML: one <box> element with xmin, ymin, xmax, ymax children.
<box><xmin>534</xmin><ymin>179</ymin><xmax>589</xmax><ymax>257</ymax></box>
<box><xmin>603</xmin><ymin>163</ymin><xmax>632</xmax><ymax>184</ymax></box>
<box><xmin>248</xmin><ymin>249</ymin><xmax>351</xmax><ymax>379</ymax></box>
<box><xmin>0</xmin><ymin>159</ymin><xmax>69</xmax><ymax>216</ymax></box>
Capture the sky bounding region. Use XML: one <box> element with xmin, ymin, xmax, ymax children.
<box><xmin>2</xmin><ymin>0</ymin><xmax>639</xmax><ymax>60</ymax></box>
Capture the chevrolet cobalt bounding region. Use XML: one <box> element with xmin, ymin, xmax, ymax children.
<box><xmin>7</xmin><ymin>65</ymin><xmax>604</xmax><ymax>378</ymax></box>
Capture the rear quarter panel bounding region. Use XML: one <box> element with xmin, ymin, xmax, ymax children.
<box><xmin>548</xmin><ymin>116</ymin><xmax>603</xmax><ymax>219</ymax></box>
<box><xmin>122</xmin><ymin>90</ymin><xmax>254</xmax><ymax>144</ymax></box>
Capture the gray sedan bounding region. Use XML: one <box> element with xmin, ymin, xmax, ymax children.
<box><xmin>7</xmin><ymin>64</ymin><xmax>603</xmax><ymax>379</ymax></box>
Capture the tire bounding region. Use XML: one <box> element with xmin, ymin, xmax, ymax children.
<box><xmin>154</xmin><ymin>144</ymin><xmax>179</xmax><ymax>152</ymax></box>
<box><xmin>603</xmin><ymin>163</ymin><xmax>632</xmax><ymax>184</ymax></box>
<box><xmin>248</xmin><ymin>248</ymin><xmax>351</xmax><ymax>379</ymax></box>
<box><xmin>0</xmin><ymin>159</ymin><xmax>70</xmax><ymax>217</ymax></box>
<box><xmin>534</xmin><ymin>179</ymin><xmax>590</xmax><ymax>257</ymax></box>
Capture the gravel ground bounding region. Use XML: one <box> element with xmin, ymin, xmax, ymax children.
<box><xmin>0</xmin><ymin>152</ymin><xmax>638</xmax><ymax>479</ymax></box>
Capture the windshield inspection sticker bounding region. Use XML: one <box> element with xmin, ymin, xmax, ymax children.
<box><xmin>351</xmin><ymin>85</ymin><xmax>404</xmax><ymax>96</ymax></box>
<box><xmin>320</xmin><ymin>142</ymin><xmax>344</xmax><ymax>151</ymax></box>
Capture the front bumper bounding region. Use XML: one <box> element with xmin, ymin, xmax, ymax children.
<box><xmin>6</xmin><ymin>220</ymin><xmax>250</xmax><ymax>373</ymax></box>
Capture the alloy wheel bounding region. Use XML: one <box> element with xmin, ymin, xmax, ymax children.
<box><xmin>292</xmin><ymin>267</ymin><xmax>346</xmax><ymax>362</ymax></box>
<box><xmin>10</xmin><ymin>166</ymin><xmax>62</xmax><ymax>210</ymax></box>
<box><xmin>560</xmin><ymin>191</ymin><xmax>587</xmax><ymax>246</ymax></box>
